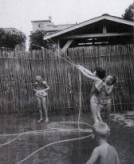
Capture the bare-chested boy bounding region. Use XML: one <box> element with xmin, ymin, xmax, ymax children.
<box><xmin>85</xmin><ymin>122</ymin><xmax>120</xmax><ymax>164</ymax></box>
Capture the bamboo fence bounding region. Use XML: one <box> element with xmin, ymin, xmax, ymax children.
<box><xmin>0</xmin><ymin>44</ymin><xmax>133</xmax><ymax>114</ymax></box>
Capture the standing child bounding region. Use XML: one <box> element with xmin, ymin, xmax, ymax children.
<box><xmin>77</xmin><ymin>65</ymin><xmax>106</xmax><ymax>123</ymax></box>
<box><xmin>85</xmin><ymin>122</ymin><xmax>120</xmax><ymax>164</ymax></box>
<box><xmin>33</xmin><ymin>76</ymin><xmax>49</xmax><ymax>122</ymax></box>
<box><xmin>99</xmin><ymin>75</ymin><xmax>116</xmax><ymax>120</ymax></box>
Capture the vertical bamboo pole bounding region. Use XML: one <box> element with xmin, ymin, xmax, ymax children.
<box><xmin>78</xmin><ymin>71</ymin><xmax>82</xmax><ymax>129</ymax></box>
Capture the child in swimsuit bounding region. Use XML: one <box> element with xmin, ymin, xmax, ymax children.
<box><xmin>77</xmin><ymin>65</ymin><xmax>106</xmax><ymax>123</ymax></box>
<box><xmin>33</xmin><ymin>76</ymin><xmax>49</xmax><ymax>122</ymax></box>
<box><xmin>99</xmin><ymin>75</ymin><xmax>116</xmax><ymax>120</ymax></box>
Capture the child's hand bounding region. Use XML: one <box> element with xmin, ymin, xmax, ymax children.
<box><xmin>76</xmin><ymin>65</ymin><xmax>81</xmax><ymax>69</ymax></box>
<box><xmin>43</xmin><ymin>81</ymin><xmax>47</xmax><ymax>84</ymax></box>
<box><xmin>77</xmin><ymin>65</ymin><xmax>83</xmax><ymax>69</ymax></box>
<box><xmin>103</xmin><ymin>82</ymin><xmax>106</xmax><ymax>86</ymax></box>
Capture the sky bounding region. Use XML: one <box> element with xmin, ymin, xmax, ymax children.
<box><xmin>0</xmin><ymin>0</ymin><xmax>133</xmax><ymax>50</ymax></box>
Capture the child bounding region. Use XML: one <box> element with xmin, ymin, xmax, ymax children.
<box><xmin>33</xmin><ymin>76</ymin><xmax>49</xmax><ymax>122</ymax></box>
<box><xmin>85</xmin><ymin>122</ymin><xmax>120</xmax><ymax>164</ymax></box>
<box><xmin>77</xmin><ymin>65</ymin><xmax>106</xmax><ymax>123</ymax></box>
<box><xmin>99</xmin><ymin>75</ymin><xmax>116</xmax><ymax>120</ymax></box>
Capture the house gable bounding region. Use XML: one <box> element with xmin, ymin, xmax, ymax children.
<box><xmin>44</xmin><ymin>14</ymin><xmax>134</xmax><ymax>49</ymax></box>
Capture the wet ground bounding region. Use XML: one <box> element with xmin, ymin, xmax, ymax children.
<box><xmin>0</xmin><ymin>111</ymin><xmax>134</xmax><ymax>164</ymax></box>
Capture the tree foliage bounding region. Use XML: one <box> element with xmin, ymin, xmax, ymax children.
<box><xmin>0</xmin><ymin>28</ymin><xmax>26</xmax><ymax>50</ymax></box>
<box><xmin>29</xmin><ymin>30</ymin><xmax>55</xmax><ymax>50</ymax></box>
<box><xmin>122</xmin><ymin>2</ymin><xmax>134</xmax><ymax>21</ymax></box>
<box><xmin>29</xmin><ymin>30</ymin><xmax>48</xmax><ymax>50</ymax></box>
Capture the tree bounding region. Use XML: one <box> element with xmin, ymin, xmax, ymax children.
<box><xmin>29</xmin><ymin>30</ymin><xmax>46</xmax><ymax>50</ymax></box>
<box><xmin>122</xmin><ymin>2</ymin><xmax>134</xmax><ymax>21</ymax></box>
<box><xmin>0</xmin><ymin>29</ymin><xmax>5</xmax><ymax>47</ymax></box>
<box><xmin>29</xmin><ymin>30</ymin><xmax>54</xmax><ymax>50</ymax></box>
<box><xmin>0</xmin><ymin>28</ymin><xmax>26</xmax><ymax>50</ymax></box>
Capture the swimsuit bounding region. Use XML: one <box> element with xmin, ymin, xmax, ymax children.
<box><xmin>35</xmin><ymin>90</ymin><xmax>48</xmax><ymax>97</ymax></box>
<box><xmin>90</xmin><ymin>83</ymin><xmax>100</xmax><ymax>104</ymax></box>
<box><xmin>34</xmin><ymin>81</ymin><xmax>48</xmax><ymax>97</ymax></box>
<box><xmin>99</xmin><ymin>86</ymin><xmax>112</xmax><ymax>105</ymax></box>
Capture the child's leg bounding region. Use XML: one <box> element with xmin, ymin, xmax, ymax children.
<box><xmin>97</xmin><ymin>104</ymin><xmax>103</xmax><ymax>122</ymax></box>
<box><xmin>106</xmin><ymin>100</ymin><xmax>112</xmax><ymax>119</ymax></box>
<box><xmin>102</xmin><ymin>100</ymin><xmax>111</xmax><ymax>126</ymax></box>
<box><xmin>37</xmin><ymin>97</ymin><xmax>43</xmax><ymax>122</ymax></box>
<box><xmin>42</xmin><ymin>97</ymin><xmax>49</xmax><ymax>122</ymax></box>
<box><xmin>90</xmin><ymin>97</ymin><xmax>99</xmax><ymax>123</ymax></box>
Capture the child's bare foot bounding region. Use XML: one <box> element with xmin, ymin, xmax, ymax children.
<box><xmin>38</xmin><ymin>118</ymin><xmax>43</xmax><ymax>123</ymax></box>
<box><xmin>45</xmin><ymin>118</ymin><xmax>49</xmax><ymax>123</ymax></box>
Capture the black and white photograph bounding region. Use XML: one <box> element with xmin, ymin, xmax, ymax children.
<box><xmin>0</xmin><ymin>0</ymin><xmax>134</xmax><ymax>163</ymax></box>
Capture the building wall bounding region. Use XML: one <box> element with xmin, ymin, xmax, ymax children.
<box><xmin>31</xmin><ymin>17</ymin><xmax>74</xmax><ymax>33</ymax></box>
<box><xmin>32</xmin><ymin>21</ymin><xmax>53</xmax><ymax>32</ymax></box>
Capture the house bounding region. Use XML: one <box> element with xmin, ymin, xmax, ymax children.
<box><xmin>44</xmin><ymin>14</ymin><xmax>134</xmax><ymax>51</ymax></box>
<box><xmin>31</xmin><ymin>16</ymin><xmax>74</xmax><ymax>35</ymax></box>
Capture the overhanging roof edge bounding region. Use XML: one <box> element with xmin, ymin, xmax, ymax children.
<box><xmin>44</xmin><ymin>15</ymin><xmax>134</xmax><ymax>40</ymax></box>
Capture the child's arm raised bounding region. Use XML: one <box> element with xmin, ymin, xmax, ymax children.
<box><xmin>85</xmin><ymin>148</ymin><xmax>99</xmax><ymax>164</ymax></box>
<box><xmin>77</xmin><ymin>65</ymin><xmax>100</xmax><ymax>81</ymax></box>
<box><xmin>77</xmin><ymin>65</ymin><xmax>95</xmax><ymax>76</ymax></box>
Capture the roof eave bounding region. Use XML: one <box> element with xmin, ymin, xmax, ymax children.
<box><xmin>44</xmin><ymin>15</ymin><xmax>134</xmax><ymax>40</ymax></box>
